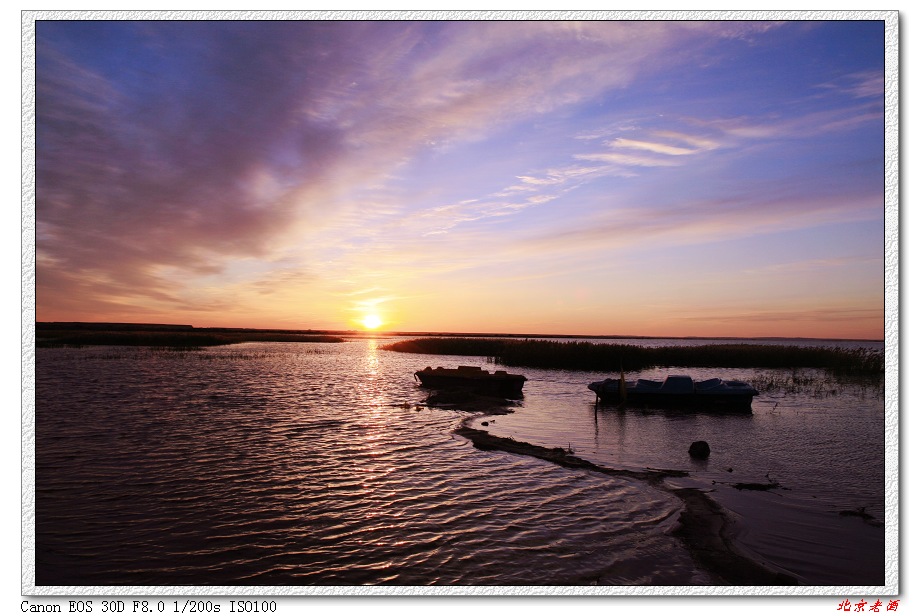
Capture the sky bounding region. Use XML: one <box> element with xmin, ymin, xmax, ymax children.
<box><xmin>32</xmin><ymin>19</ymin><xmax>888</xmax><ymax>339</ymax></box>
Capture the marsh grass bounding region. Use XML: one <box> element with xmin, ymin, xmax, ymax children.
<box><xmin>750</xmin><ymin>371</ymin><xmax>883</xmax><ymax>398</ymax></box>
<box><xmin>382</xmin><ymin>338</ymin><xmax>883</xmax><ymax>376</ymax></box>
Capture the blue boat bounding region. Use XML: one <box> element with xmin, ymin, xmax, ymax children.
<box><xmin>588</xmin><ymin>374</ymin><xmax>758</xmax><ymax>410</ymax></box>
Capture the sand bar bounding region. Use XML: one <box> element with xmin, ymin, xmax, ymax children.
<box><xmin>455</xmin><ymin>418</ymin><xmax>798</xmax><ymax>586</ymax></box>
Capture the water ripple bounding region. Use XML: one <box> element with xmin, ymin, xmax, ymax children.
<box><xmin>45</xmin><ymin>341</ymin><xmax>869</xmax><ymax>586</ymax></box>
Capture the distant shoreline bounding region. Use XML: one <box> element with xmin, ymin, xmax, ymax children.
<box><xmin>33</xmin><ymin>322</ymin><xmax>883</xmax><ymax>344</ymax></box>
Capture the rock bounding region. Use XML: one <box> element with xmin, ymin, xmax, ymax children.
<box><xmin>688</xmin><ymin>440</ymin><xmax>711</xmax><ymax>459</ymax></box>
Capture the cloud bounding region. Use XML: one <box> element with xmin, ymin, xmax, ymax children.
<box><xmin>677</xmin><ymin>307</ymin><xmax>882</xmax><ymax>324</ymax></box>
<box><xmin>610</xmin><ymin>138</ymin><xmax>698</xmax><ymax>156</ymax></box>
<box><xmin>388</xmin><ymin>89</ymin><xmax>881</xmax><ymax>245</ymax></box>
<box><xmin>690</xmin><ymin>101</ymin><xmax>882</xmax><ymax>144</ymax></box>
<box><xmin>742</xmin><ymin>256</ymin><xmax>882</xmax><ymax>275</ymax></box>
<box><xmin>652</xmin><ymin>131</ymin><xmax>724</xmax><ymax>151</ymax></box>
<box><xmin>36</xmin><ymin>22</ymin><xmax>710</xmax><ymax>278</ymax></box>
<box><xmin>516</xmin><ymin>175</ymin><xmax>567</xmax><ymax>187</ymax></box>
<box><xmin>574</xmin><ymin>151</ymin><xmax>684</xmax><ymax>167</ymax></box>
<box><xmin>847</xmin><ymin>72</ymin><xmax>885</xmax><ymax>99</ymax></box>
<box><xmin>518</xmin><ymin>189</ymin><xmax>881</xmax><ymax>259</ymax></box>
<box><xmin>816</xmin><ymin>70</ymin><xmax>885</xmax><ymax>100</ymax></box>
<box><xmin>37</xmin><ymin>23</ymin><xmax>348</xmax><ymax>295</ymax></box>
<box><xmin>33</xmin><ymin>20</ymin><xmax>883</xmax><ymax>331</ymax></box>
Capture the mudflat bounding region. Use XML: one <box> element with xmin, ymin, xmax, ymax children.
<box><xmin>456</xmin><ymin>419</ymin><xmax>798</xmax><ymax>586</ymax></box>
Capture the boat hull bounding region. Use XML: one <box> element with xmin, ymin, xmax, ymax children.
<box><xmin>416</xmin><ymin>366</ymin><xmax>526</xmax><ymax>398</ymax></box>
<box><xmin>588</xmin><ymin>376</ymin><xmax>757</xmax><ymax>412</ymax></box>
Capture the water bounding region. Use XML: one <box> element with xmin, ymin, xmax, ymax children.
<box><xmin>34</xmin><ymin>338</ymin><xmax>885</xmax><ymax>587</ymax></box>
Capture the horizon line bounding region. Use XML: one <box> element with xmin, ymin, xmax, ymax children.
<box><xmin>33</xmin><ymin>321</ymin><xmax>884</xmax><ymax>344</ymax></box>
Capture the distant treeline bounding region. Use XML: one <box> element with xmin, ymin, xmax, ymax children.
<box><xmin>382</xmin><ymin>338</ymin><xmax>884</xmax><ymax>376</ymax></box>
<box><xmin>37</xmin><ymin>322</ymin><xmax>196</xmax><ymax>331</ymax></box>
<box><xmin>36</xmin><ymin>323</ymin><xmax>345</xmax><ymax>348</ymax></box>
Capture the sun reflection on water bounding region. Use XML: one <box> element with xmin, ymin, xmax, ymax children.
<box><xmin>364</xmin><ymin>338</ymin><xmax>380</xmax><ymax>376</ymax></box>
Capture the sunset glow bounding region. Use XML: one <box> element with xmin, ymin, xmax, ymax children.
<box><xmin>33</xmin><ymin>19</ymin><xmax>888</xmax><ymax>339</ymax></box>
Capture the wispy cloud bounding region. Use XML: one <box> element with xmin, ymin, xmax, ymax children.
<box><xmin>518</xmin><ymin>190</ymin><xmax>881</xmax><ymax>259</ymax></box>
<box><xmin>37</xmin><ymin>21</ymin><xmax>728</xmax><ymax>306</ymax></box>
<box><xmin>610</xmin><ymin>138</ymin><xmax>698</xmax><ymax>156</ymax></box>
<box><xmin>742</xmin><ymin>256</ymin><xmax>882</xmax><ymax>275</ymax></box>
<box><xmin>677</xmin><ymin>307</ymin><xmax>882</xmax><ymax>324</ymax></box>
<box><xmin>816</xmin><ymin>70</ymin><xmax>885</xmax><ymax>100</ymax></box>
<box><xmin>574</xmin><ymin>151</ymin><xmax>685</xmax><ymax>167</ymax></box>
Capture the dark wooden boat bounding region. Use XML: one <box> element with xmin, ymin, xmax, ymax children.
<box><xmin>415</xmin><ymin>365</ymin><xmax>527</xmax><ymax>398</ymax></box>
<box><xmin>588</xmin><ymin>374</ymin><xmax>758</xmax><ymax>411</ymax></box>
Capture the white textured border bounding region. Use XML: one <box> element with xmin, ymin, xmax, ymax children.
<box><xmin>882</xmin><ymin>6</ymin><xmax>900</xmax><ymax>599</ymax></box>
<box><xmin>21</xmin><ymin>9</ymin><xmax>900</xmax><ymax>602</ymax></box>
<box><xmin>22</xmin><ymin>6</ymin><xmax>37</xmax><ymax>601</ymax></box>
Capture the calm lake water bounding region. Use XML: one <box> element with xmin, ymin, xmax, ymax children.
<box><xmin>34</xmin><ymin>337</ymin><xmax>886</xmax><ymax>588</ymax></box>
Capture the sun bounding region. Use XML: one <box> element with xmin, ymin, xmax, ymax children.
<box><xmin>361</xmin><ymin>314</ymin><xmax>383</xmax><ymax>330</ymax></box>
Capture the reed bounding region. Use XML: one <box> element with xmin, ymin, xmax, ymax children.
<box><xmin>382</xmin><ymin>337</ymin><xmax>507</xmax><ymax>357</ymax></box>
<box><xmin>382</xmin><ymin>338</ymin><xmax>883</xmax><ymax>376</ymax></box>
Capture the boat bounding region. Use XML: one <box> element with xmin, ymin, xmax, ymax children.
<box><xmin>588</xmin><ymin>374</ymin><xmax>758</xmax><ymax>410</ymax></box>
<box><xmin>415</xmin><ymin>365</ymin><xmax>527</xmax><ymax>398</ymax></box>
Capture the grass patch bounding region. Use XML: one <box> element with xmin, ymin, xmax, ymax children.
<box><xmin>750</xmin><ymin>371</ymin><xmax>883</xmax><ymax>397</ymax></box>
<box><xmin>381</xmin><ymin>338</ymin><xmax>883</xmax><ymax>376</ymax></box>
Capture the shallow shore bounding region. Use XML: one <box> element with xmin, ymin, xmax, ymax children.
<box><xmin>455</xmin><ymin>418</ymin><xmax>798</xmax><ymax>586</ymax></box>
